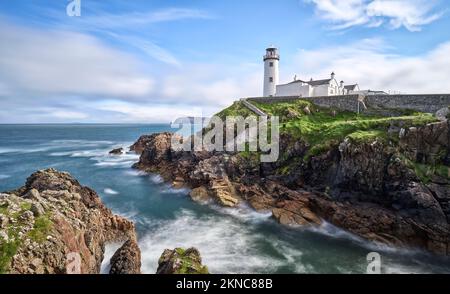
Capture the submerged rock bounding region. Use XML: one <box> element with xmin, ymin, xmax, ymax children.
<box><xmin>189</xmin><ymin>186</ymin><xmax>211</xmax><ymax>204</ymax></box>
<box><xmin>109</xmin><ymin>148</ymin><xmax>124</xmax><ymax>155</ymax></box>
<box><xmin>109</xmin><ymin>239</ymin><xmax>141</xmax><ymax>274</ymax></box>
<box><xmin>156</xmin><ymin>247</ymin><xmax>209</xmax><ymax>274</ymax></box>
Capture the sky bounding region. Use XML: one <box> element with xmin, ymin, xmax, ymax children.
<box><xmin>0</xmin><ymin>0</ymin><xmax>450</xmax><ymax>123</ymax></box>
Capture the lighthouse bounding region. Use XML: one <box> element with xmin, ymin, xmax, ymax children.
<box><xmin>263</xmin><ymin>46</ymin><xmax>279</xmax><ymax>97</ymax></box>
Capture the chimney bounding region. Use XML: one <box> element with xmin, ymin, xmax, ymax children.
<box><xmin>340</xmin><ymin>81</ymin><xmax>344</xmax><ymax>87</ymax></box>
<box><xmin>331</xmin><ymin>72</ymin><xmax>335</xmax><ymax>80</ymax></box>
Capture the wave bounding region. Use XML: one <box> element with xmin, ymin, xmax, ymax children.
<box><xmin>0</xmin><ymin>148</ymin><xmax>18</xmax><ymax>154</ymax></box>
<box><xmin>160</xmin><ymin>185</ymin><xmax>190</xmax><ymax>195</ymax></box>
<box><xmin>104</xmin><ymin>188</ymin><xmax>119</xmax><ymax>195</ymax></box>
<box><xmin>46</xmin><ymin>140</ymin><xmax>114</xmax><ymax>148</ymax></box>
<box><xmin>210</xmin><ymin>203</ymin><xmax>272</xmax><ymax>224</ymax></box>
<box><xmin>124</xmin><ymin>170</ymin><xmax>147</xmax><ymax>177</ymax></box>
<box><xmin>0</xmin><ymin>174</ymin><xmax>11</xmax><ymax>180</ymax></box>
<box><xmin>149</xmin><ymin>174</ymin><xmax>164</xmax><ymax>184</ymax></box>
<box><xmin>138</xmin><ymin>209</ymin><xmax>308</xmax><ymax>274</ymax></box>
<box><xmin>100</xmin><ymin>242</ymin><xmax>126</xmax><ymax>274</ymax></box>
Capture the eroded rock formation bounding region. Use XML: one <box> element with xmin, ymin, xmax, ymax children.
<box><xmin>0</xmin><ymin>169</ymin><xmax>139</xmax><ymax>274</ymax></box>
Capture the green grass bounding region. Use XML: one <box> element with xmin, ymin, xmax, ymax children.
<box><xmin>347</xmin><ymin>130</ymin><xmax>388</xmax><ymax>143</ymax></box>
<box><xmin>0</xmin><ymin>200</ymin><xmax>53</xmax><ymax>273</ymax></box>
<box><xmin>0</xmin><ymin>238</ymin><xmax>20</xmax><ymax>274</ymax></box>
<box><xmin>0</xmin><ymin>206</ymin><xmax>7</xmax><ymax>215</ymax></box>
<box><xmin>215</xmin><ymin>101</ymin><xmax>256</xmax><ymax>119</ymax></box>
<box><xmin>172</xmin><ymin>248</ymin><xmax>209</xmax><ymax>274</ymax></box>
<box><xmin>214</xmin><ymin>99</ymin><xmax>438</xmax><ymax>161</ymax></box>
<box><xmin>20</xmin><ymin>202</ymin><xmax>32</xmax><ymax>211</ymax></box>
<box><xmin>27</xmin><ymin>214</ymin><xmax>52</xmax><ymax>243</ymax></box>
<box><xmin>401</xmin><ymin>157</ymin><xmax>450</xmax><ymax>184</ymax></box>
<box><xmin>243</xmin><ymin>100</ymin><xmax>436</xmax><ymax>157</ymax></box>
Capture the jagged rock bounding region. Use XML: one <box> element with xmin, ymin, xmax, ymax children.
<box><xmin>336</xmin><ymin>138</ymin><xmax>388</xmax><ymax>194</ymax></box>
<box><xmin>400</xmin><ymin>120</ymin><xmax>449</xmax><ymax>164</ymax></box>
<box><xmin>272</xmin><ymin>199</ymin><xmax>322</xmax><ymax>226</ymax></box>
<box><xmin>0</xmin><ymin>214</ymin><xmax>8</xmax><ymax>229</ymax></box>
<box><xmin>156</xmin><ymin>248</ymin><xmax>209</xmax><ymax>274</ymax></box>
<box><xmin>129</xmin><ymin>135</ymin><xmax>154</xmax><ymax>154</ymax></box>
<box><xmin>109</xmin><ymin>239</ymin><xmax>141</xmax><ymax>274</ymax></box>
<box><xmin>190</xmin><ymin>186</ymin><xmax>211</xmax><ymax>204</ymax></box>
<box><xmin>31</xmin><ymin>202</ymin><xmax>45</xmax><ymax>217</ymax></box>
<box><xmin>109</xmin><ymin>148</ymin><xmax>124</xmax><ymax>155</ymax></box>
<box><xmin>172</xmin><ymin>177</ymin><xmax>185</xmax><ymax>189</ymax></box>
<box><xmin>303</xmin><ymin>106</ymin><xmax>311</xmax><ymax>115</ymax></box>
<box><xmin>132</xmin><ymin>127</ymin><xmax>450</xmax><ymax>256</ymax></box>
<box><xmin>436</xmin><ymin>107</ymin><xmax>450</xmax><ymax>121</ymax></box>
<box><xmin>0</xmin><ymin>169</ymin><xmax>138</xmax><ymax>274</ymax></box>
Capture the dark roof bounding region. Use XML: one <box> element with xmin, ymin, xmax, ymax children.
<box><xmin>307</xmin><ymin>79</ymin><xmax>331</xmax><ymax>86</ymax></box>
<box><xmin>286</xmin><ymin>79</ymin><xmax>308</xmax><ymax>85</ymax></box>
<box><xmin>344</xmin><ymin>84</ymin><xmax>358</xmax><ymax>90</ymax></box>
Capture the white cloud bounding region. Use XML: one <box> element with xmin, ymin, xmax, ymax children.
<box><xmin>96</xmin><ymin>101</ymin><xmax>207</xmax><ymax>123</ymax></box>
<box><xmin>77</xmin><ymin>8</ymin><xmax>214</xmax><ymax>29</ymax></box>
<box><xmin>49</xmin><ymin>110</ymin><xmax>89</xmax><ymax>120</ymax></box>
<box><xmin>306</xmin><ymin>0</ymin><xmax>443</xmax><ymax>31</ymax></box>
<box><xmin>291</xmin><ymin>38</ymin><xmax>450</xmax><ymax>93</ymax></box>
<box><xmin>114</xmin><ymin>35</ymin><xmax>181</xmax><ymax>67</ymax></box>
<box><xmin>0</xmin><ymin>21</ymin><xmax>154</xmax><ymax>98</ymax></box>
<box><xmin>159</xmin><ymin>64</ymin><xmax>261</xmax><ymax>108</ymax></box>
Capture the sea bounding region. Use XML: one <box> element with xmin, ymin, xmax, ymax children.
<box><xmin>0</xmin><ymin>124</ymin><xmax>449</xmax><ymax>274</ymax></box>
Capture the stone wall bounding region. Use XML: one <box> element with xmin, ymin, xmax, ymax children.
<box><xmin>365</xmin><ymin>94</ymin><xmax>450</xmax><ymax>113</ymax></box>
<box><xmin>246</xmin><ymin>94</ymin><xmax>450</xmax><ymax>114</ymax></box>
<box><xmin>248</xmin><ymin>95</ymin><xmax>365</xmax><ymax>113</ymax></box>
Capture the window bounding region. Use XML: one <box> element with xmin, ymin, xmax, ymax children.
<box><xmin>269</xmin><ymin>77</ymin><xmax>273</xmax><ymax>83</ymax></box>
<box><xmin>269</xmin><ymin>62</ymin><xmax>274</xmax><ymax>67</ymax></box>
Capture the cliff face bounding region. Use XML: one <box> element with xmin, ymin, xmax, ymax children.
<box><xmin>0</xmin><ymin>169</ymin><xmax>139</xmax><ymax>274</ymax></box>
<box><xmin>132</xmin><ymin>119</ymin><xmax>450</xmax><ymax>256</ymax></box>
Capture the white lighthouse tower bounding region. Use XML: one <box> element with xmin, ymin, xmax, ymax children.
<box><xmin>263</xmin><ymin>46</ymin><xmax>280</xmax><ymax>97</ymax></box>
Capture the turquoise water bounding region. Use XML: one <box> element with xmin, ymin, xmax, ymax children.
<box><xmin>0</xmin><ymin>124</ymin><xmax>449</xmax><ymax>274</ymax></box>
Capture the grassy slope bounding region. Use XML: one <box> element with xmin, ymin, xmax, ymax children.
<box><xmin>213</xmin><ymin>99</ymin><xmax>448</xmax><ymax>179</ymax></box>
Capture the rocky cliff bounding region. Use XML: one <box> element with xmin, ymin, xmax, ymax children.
<box><xmin>156</xmin><ymin>247</ymin><xmax>209</xmax><ymax>274</ymax></box>
<box><xmin>0</xmin><ymin>169</ymin><xmax>140</xmax><ymax>274</ymax></box>
<box><xmin>132</xmin><ymin>114</ymin><xmax>450</xmax><ymax>255</ymax></box>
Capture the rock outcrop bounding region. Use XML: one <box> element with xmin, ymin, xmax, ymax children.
<box><xmin>130</xmin><ymin>135</ymin><xmax>158</xmax><ymax>155</ymax></box>
<box><xmin>156</xmin><ymin>247</ymin><xmax>209</xmax><ymax>274</ymax></box>
<box><xmin>132</xmin><ymin>119</ymin><xmax>450</xmax><ymax>255</ymax></box>
<box><xmin>109</xmin><ymin>239</ymin><xmax>141</xmax><ymax>274</ymax></box>
<box><xmin>0</xmin><ymin>169</ymin><xmax>139</xmax><ymax>274</ymax></box>
<box><xmin>109</xmin><ymin>148</ymin><xmax>124</xmax><ymax>155</ymax></box>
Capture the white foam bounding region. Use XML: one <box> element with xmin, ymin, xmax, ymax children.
<box><xmin>211</xmin><ymin>204</ymin><xmax>272</xmax><ymax>224</ymax></box>
<box><xmin>160</xmin><ymin>185</ymin><xmax>190</xmax><ymax>195</ymax></box>
<box><xmin>100</xmin><ymin>242</ymin><xmax>126</xmax><ymax>274</ymax></box>
<box><xmin>124</xmin><ymin>170</ymin><xmax>147</xmax><ymax>177</ymax></box>
<box><xmin>139</xmin><ymin>209</ymin><xmax>308</xmax><ymax>274</ymax></box>
<box><xmin>104</xmin><ymin>188</ymin><xmax>119</xmax><ymax>195</ymax></box>
<box><xmin>0</xmin><ymin>148</ymin><xmax>17</xmax><ymax>154</ymax></box>
<box><xmin>149</xmin><ymin>174</ymin><xmax>164</xmax><ymax>184</ymax></box>
<box><xmin>0</xmin><ymin>174</ymin><xmax>11</xmax><ymax>180</ymax></box>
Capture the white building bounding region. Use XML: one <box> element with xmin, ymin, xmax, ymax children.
<box><xmin>262</xmin><ymin>47</ymin><xmax>360</xmax><ymax>98</ymax></box>
<box><xmin>263</xmin><ymin>46</ymin><xmax>280</xmax><ymax>97</ymax></box>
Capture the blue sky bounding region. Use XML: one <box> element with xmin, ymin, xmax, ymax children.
<box><xmin>0</xmin><ymin>0</ymin><xmax>450</xmax><ymax>123</ymax></box>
